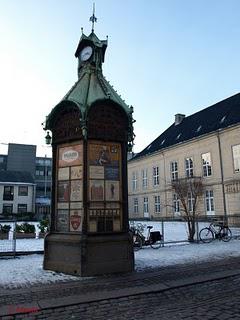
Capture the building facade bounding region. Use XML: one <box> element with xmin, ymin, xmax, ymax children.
<box><xmin>0</xmin><ymin>143</ymin><xmax>52</xmax><ymax>218</ymax></box>
<box><xmin>128</xmin><ymin>93</ymin><xmax>240</xmax><ymax>220</ymax></box>
<box><xmin>0</xmin><ymin>171</ymin><xmax>35</xmax><ymax>217</ymax></box>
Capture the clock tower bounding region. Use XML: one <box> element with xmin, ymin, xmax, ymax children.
<box><xmin>43</xmin><ymin>10</ymin><xmax>135</xmax><ymax>276</ymax></box>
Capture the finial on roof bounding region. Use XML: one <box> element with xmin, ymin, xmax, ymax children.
<box><xmin>89</xmin><ymin>3</ymin><xmax>97</xmax><ymax>33</ymax></box>
<box><xmin>81</xmin><ymin>27</ymin><xmax>83</xmax><ymax>34</ymax></box>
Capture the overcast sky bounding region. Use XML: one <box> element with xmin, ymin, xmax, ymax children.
<box><xmin>0</xmin><ymin>0</ymin><xmax>240</xmax><ymax>156</ymax></box>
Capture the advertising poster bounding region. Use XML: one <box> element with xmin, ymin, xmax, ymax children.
<box><xmin>70</xmin><ymin>202</ymin><xmax>82</xmax><ymax>209</ymax></box>
<box><xmin>105</xmin><ymin>181</ymin><xmax>120</xmax><ymax>201</ymax></box>
<box><xmin>57</xmin><ymin>210</ymin><xmax>69</xmax><ymax>232</ymax></box>
<box><xmin>89</xmin><ymin>165</ymin><xmax>104</xmax><ymax>179</ymax></box>
<box><xmin>58</xmin><ymin>181</ymin><xmax>70</xmax><ymax>202</ymax></box>
<box><xmin>89</xmin><ymin>180</ymin><xmax>104</xmax><ymax>201</ymax></box>
<box><xmin>89</xmin><ymin>143</ymin><xmax>120</xmax><ymax>167</ymax></box>
<box><xmin>57</xmin><ymin>202</ymin><xmax>69</xmax><ymax>210</ymax></box>
<box><xmin>70</xmin><ymin>180</ymin><xmax>82</xmax><ymax>202</ymax></box>
<box><xmin>58</xmin><ymin>144</ymin><xmax>83</xmax><ymax>167</ymax></box>
<box><xmin>58</xmin><ymin>167</ymin><xmax>69</xmax><ymax>181</ymax></box>
<box><xmin>70</xmin><ymin>210</ymin><xmax>83</xmax><ymax>232</ymax></box>
<box><xmin>71</xmin><ymin>166</ymin><xmax>83</xmax><ymax>180</ymax></box>
<box><xmin>105</xmin><ymin>167</ymin><xmax>119</xmax><ymax>180</ymax></box>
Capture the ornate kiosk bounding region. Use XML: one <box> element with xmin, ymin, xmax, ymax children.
<box><xmin>43</xmin><ymin>19</ymin><xmax>135</xmax><ymax>276</ymax></box>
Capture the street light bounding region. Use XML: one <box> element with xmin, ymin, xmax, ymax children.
<box><xmin>45</xmin><ymin>131</ymin><xmax>52</xmax><ymax>145</ymax></box>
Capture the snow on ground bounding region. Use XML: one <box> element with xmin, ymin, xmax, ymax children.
<box><xmin>1</xmin><ymin>239</ymin><xmax>240</xmax><ymax>288</ymax></box>
<box><xmin>1</xmin><ymin>220</ymin><xmax>240</xmax><ymax>288</ymax></box>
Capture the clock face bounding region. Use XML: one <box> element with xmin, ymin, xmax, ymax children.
<box><xmin>80</xmin><ymin>46</ymin><xmax>93</xmax><ymax>61</ymax></box>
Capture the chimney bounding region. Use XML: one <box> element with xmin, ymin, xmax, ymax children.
<box><xmin>175</xmin><ymin>113</ymin><xmax>185</xmax><ymax>125</ymax></box>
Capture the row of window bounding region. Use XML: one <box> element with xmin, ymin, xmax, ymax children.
<box><xmin>35</xmin><ymin>169</ymin><xmax>52</xmax><ymax>176</ymax></box>
<box><xmin>132</xmin><ymin>190</ymin><xmax>215</xmax><ymax>215</ymax></box>
<box><xmin>132</xmin><ymin>153</ymin><xmax>212</xmax><ymax>191</ymax></box>
<box><xmin>132</xmin><ymin>146</ymin><xmax>240</xmax><ymax>191</ymax></box>
<box><xmin>2</xmin><ymin>203</ymin><xmax>27</xmax><ymax>214</ymax></box>
<box><xmin>3</xmin><ymin>186</ymin><xmax>28</xmax><ymax>201</ymax></box>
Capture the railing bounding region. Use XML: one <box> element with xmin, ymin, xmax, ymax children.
<box><xmin>129</xmin><ymin>214</ymin><xmax>240</xmax><ymax>246</ymax></box>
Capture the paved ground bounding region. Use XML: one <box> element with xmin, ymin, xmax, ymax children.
<box><xmin>1</xmin><ymin>255</ymin><xmax>240</xmax><ymax>319</ymax></box>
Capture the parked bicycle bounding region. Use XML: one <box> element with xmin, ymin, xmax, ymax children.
<box><xmin>199</xmin><ymin>221</ymin><xmax>232</xmax><ymax>243</ymax></box>
<box><xmin>130</xmin><ymin>222</ymin><xmax>162</xmax><ymax>250</ymax></box>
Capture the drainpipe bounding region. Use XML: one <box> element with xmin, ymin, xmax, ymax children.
<box><xmin>217</xmin><ymin>131</ymin><xmax>227</xmax><ymax>223</ymax></box>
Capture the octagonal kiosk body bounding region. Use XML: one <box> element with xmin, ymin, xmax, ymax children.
<box><xmin>43</xmin><ymin>31</ymin><xmax>135</xmax><ymax>276</ymax></box>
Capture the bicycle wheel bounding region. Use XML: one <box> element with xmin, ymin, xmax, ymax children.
<box><xmin>220</xmin><ymin>227</ymin><xmax>232</xmax><ymax>242</ymax></box>
<box><xmin>133</xmin><ymin>234</ymin><xmax>143</xmax><ymax>251</ymax></box>
<box><xmin>150</xmin><ymin>239</ymin><xmax>162</xmax><ymax>249</ymax></box>
<box><xmin>199</xmin><ymin>227</ymin><xmax>214</xmax><ymax>243</ymax></box>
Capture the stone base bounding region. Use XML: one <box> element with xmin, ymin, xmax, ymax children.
<box><xmin>43</xmin><ymin>232</ymin><xmax>134</xmax><ymax>276</ymax></box>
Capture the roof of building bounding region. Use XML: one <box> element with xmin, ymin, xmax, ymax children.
<box><xmin>132</xmin><ymin>92</ymin><xmax>240</xmax><ymax>161</ymax></box>
<box><xmin>0</xmin><ymin>171</ymin><xmax>35</xmax><ymax>184</ymax></box>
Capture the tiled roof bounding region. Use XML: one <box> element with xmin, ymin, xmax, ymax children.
<box><xmin>0</xmin><ymin>171</ymin><xmax>35</xmax><ymax>184</ymax></box>
<box><xmin>132</xmin><ymin>93</ymin><xmax>240</xmax><ymax>161</ymax></box>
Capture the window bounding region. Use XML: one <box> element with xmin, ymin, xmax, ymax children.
<box><xmin>142</xmin><ymin>169</ymin><xmax>148</xmax><ymax>189</ymax></box>
<box><xmin>143</xmin><ymin>197</ymin><xmax>149</xmax><ymax>217</ymax></box>
<box><xmin>3</xmin><ymin>186</ymin><xmax>14</xmax><ymax>201</ymax></box>
<box><xmin>18</xmin><ymin>186</ymin><xmax>28</xmax><ymax>196</ymax></box>
<box><xmin>173</xmin><ymin>193</ymin><xmax>180</xmax><ymax>214</ymax></box>
<box><xmin>188</xmin><ymin>192</ymin><xmax>194</xmax><ymax>212</ymax></box>
<box><xmin>205</xmin><ymin>190</ymin><xmax>214</xmax><ymax>214</ymax></box>
<box><xmin>18</xmin><ymin>204</ymin><xmax>27</xmax><ymax>214</ymax></box>
<box><xmin>202</xmin><ymin>152</ymin><xmax>212</xmax><ymax>177</ymax></box>
<box><xmin>2</xmin><ymin>204</ymin><xmax>13</xmax><ymax>214</ymax></box>
<box><xmin>153</xmin><ymin>166</ymin><xmax>159</xmax><ymax>186</ymax></box>
<box><xmin>232</xmin><ymin>144</ymin><xmax>240</xmax><ymax>173</ymax></box>
<box><xmin>170</xmin><ymin>161</ymin><xmax>178</xmax><ymax>181</ymax></box>
<box><xmin>154</xmin><ymin>195</ymin><xmax>161</xmax><ymax>213</ymax></box>
<box><xmin>133</xmin><ymin>198</ymin><xmax>138</xmax><ymax>214</ymax></box>
<box><xmin>185</xmin><ymin>157</ymin><xmax>193</xmax><ymax>178</ymax></box>
<box><xmin>132</xmin><ymin>171</ymin><xmax>138</xmax><ymax>191</ymax></box>
<box><xmin>0</xmin><ymin>157</ymin><xmax>4</xmax><ymax>163</ymax></box>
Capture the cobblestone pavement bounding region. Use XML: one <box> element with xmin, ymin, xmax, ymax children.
<box><xmin>1</xmin><ymin>256</ymin><xmax>240</xmax><ymax>319</ymax></box>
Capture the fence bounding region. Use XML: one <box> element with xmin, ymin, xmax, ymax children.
<box><xmin>130</xmin><ymin>214</ymin><xmax>240</xmax><ymax>246</ymax></box>
<box><xmin>0</xmin><ymin>219</ymin><xmax>45</xmax><ymax>257</ymax></box>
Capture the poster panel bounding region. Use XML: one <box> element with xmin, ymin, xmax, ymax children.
<box><xmin>70</xmin><ymin>209</ymin><xmax>83</xmax><ymax>232</ymax></box>
<box><xmin>89</xmin><ymin>180</ymin><xmax>104</xmax><ymax>201</ymax></box>
<box><xmin>89</xmin><ymin>166</ymin><xmax>104</xmax><ymax>179</ymax></box>
<box><xmin>70</xmin><ymin>180</ymin><xmax>82</xmax><ymax>201</ymax></box>
<box><xmin>58</xmin><ymin>167</ymin><xmax>69</xmax><ymax>181</ymax></box>
<box><xmin>105</xmin><ymin>181</ymin><xmax>120</xmax><ymax>201</ymax></box>
<box><xmin>57</xmin><ymin>210</ymin><xmax>69</xmax><ymax>232</ymax></box>
<box><xmin>57</xmin><ymin>202</ymin><xmax>69</xmax><ymax>210</ymax></box>
<box><xmin>105</xmin><ymin>167</ymin><xmax>119</xmax><ymax>180</ymax></box>
<box><xmin>58</xmin><ymin>144</ymin><xmax>83</xmax><ymax>167</ymax></box>
<box><xmin>70</xmin><ymin>202</ymin><xmax>82</xmax><ymax>209</ymax></box>
<box><xmin>58</xmin><ymin>181</ymin><xmax>70</xmax><ymax>202</ymax></box>
<box><xmin>89</xmin><ymin>143</ymin><xmax>120</xmax><ymax>167</ymax></box>
<box><xmin>71</xmin><ymin>166</ymin><xmax>83</xmax><ymax>180</ymax></box>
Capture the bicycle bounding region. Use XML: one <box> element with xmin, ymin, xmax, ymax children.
<box><xmin>130</xmin><ymin>222</ymin><xmax>162</xmax><ymax>250</ymax></box>
<box><xmin>199</xmin><ymin>221</ymin><xmax>232</xmax><ymax>243</ymax></box>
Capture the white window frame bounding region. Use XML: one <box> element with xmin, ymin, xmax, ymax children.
<box><xmin>153</xmin><ymin>166</ymin><xmax>159</xmax><ymax>186</ymax></box>
<box><xmin>187</xmin><ymin>192</ymin><xmax>194</xmax><ymax>212</ymax></box>
<box><xmin>185</xmin><ymin>157</ymin><xmax>193</xmax><ymax>178</ymax></box>
<box><xmin>205</xmin><ymin>190</ymin><xmax>215</xmax><ymax>215</ymax></box>
<box><xmin>170</xmin><ymin>161</ymin><xmax>178</xmax><ymax>181</ymax></box>
<box><xmin>232</xmin><ymin>144</ymin><xmax>240</xmax><ymax>173</ymax></box>
<box><xmin>133</xmin><ymin>198</ymin><xmax>138</xmax><ymax>214</ymax></box>
<box><xmin>154</xmin><ymin>195</ymin><xmax>161</xmax><ymax>213</ymax></box>
<box><xmin>143</xmin><ymin>197</ymin><xmax>149</xmax><ymax>218</ymax></box>
<box><xmin>202</xmin><ymin>152</ymin><xmax>212</xmax><ymax>177</ymax></box>
<box><xmin>132</xmin><ymin>171</ymin><xmax>138</xmax><ymax>191</ymax></box>
<box><xmin>173</xmin><ymin>193</ymin><xmax>180</xmax><ymax>215</ymax></box>
<box><xmin>142</xmin><ymin>169</ymin><xmax>148</xmax><ymax>189</ymax></box>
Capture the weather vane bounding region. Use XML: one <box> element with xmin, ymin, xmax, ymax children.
<box><xmin>89</xmin><ymin>3</ymin><xmax>97</xmax><ymax>33</ymax></box>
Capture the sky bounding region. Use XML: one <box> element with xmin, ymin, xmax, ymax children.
<box><xmin>0</xmin><ymin>0</ymin><xmax>240</xmax><ymax>157</ymax></box>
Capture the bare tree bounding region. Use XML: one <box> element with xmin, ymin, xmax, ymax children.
<box><xmin>171</xmin><ymin>177</ymin><xmax>203</xmax><ymax>242</ymax></box>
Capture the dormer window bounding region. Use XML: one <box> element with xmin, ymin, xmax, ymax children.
<box><xmin>160</xmin><ymin>139</ymin><xmax>165</xmax><ymax>145</ymax></box>
<box><xmin>196</xmin><ymin>125</ymin><xmax>202</xmax><ymax>133</ymax></box>
<box><xmin>176</xmin><ymin>133</ymin><xmax>182</xmax><ymax>140</ymax></box>
<box><xmin>220</xmin><ymin>115</ymin><xmax>226</xmax><ymax>124</ymax></box>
